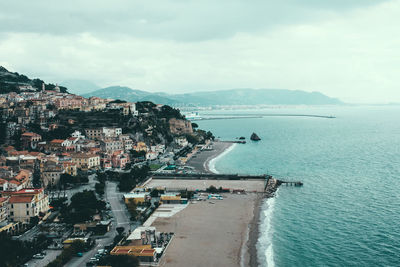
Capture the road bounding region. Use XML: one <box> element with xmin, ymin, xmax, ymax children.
<box><xmin>24</xmin><ymin>249</ymin><xmax>62</xmax><ymax>267</ymax></box>
<box><xmin>67</xmin><ymin>181</ymin><xmax>134</xmax><ymax>267</ymax></box>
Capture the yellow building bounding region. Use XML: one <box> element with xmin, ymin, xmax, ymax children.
<box><xmin>6</xmin><ymin>188</ymin><xmax>49</xmax><ymax>224</ymax></box>
<box><xmin>123</xmin><ymin>193</ymin><xmax>149</xmax><ymax>204</ymax></box>
<box><xmin>111</xmin><ymin>246</ymin><xmax>156</xmax><ymax>263</ymax></box>
<box><xmin>0</xmin><ymin>197</ymin><xmax>9</xmax><ymax>224</ymax></box>
<box><xmin>160</xmin><ymin>195</ymin><xmax>182</xmax><ymax>204</ymax></box>
<box><xmin>133</xmin><ymin>142</ymin><xmax>148</xmax><ymax>152</ymax></box>
<box><xmin>63</xmin><ymin>162</ymin><xmax>78</xmax><ymax>176</ymax></box>
<box><xmin>71</xmin><ymin>153</ymin><xmax>100</xmax><ymax>171</ymax></box>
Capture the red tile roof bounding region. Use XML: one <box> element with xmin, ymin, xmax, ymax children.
<box><xmin>51</xmin><ymin>139</ymin><xmax>65</xmax><ymax>144</ymax></box>
<box><xmin>9</xmin><ymin>195</ymin><xmax>33</xmax><ymax>203</ymax></box>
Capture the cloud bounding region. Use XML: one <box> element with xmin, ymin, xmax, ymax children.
<box><xmin>0</xmin><ymin>0</ymin><xmax>399</xmax><ymax>103</ymax></box>
<box><xmin>0</xmin><ymin>0</ymin><xmax>389</xmax><ymax>41</ymax></box>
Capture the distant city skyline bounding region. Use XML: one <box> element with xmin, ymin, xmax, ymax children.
<box><xmin>0</xmin><ymin>0</ymin><xmax>399</xmax><ymax>103</ymax></box>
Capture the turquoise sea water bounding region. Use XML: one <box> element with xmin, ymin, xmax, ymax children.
<box><xmin>197</xmin><ymin>106</ymin><xmax>400</xmax><ymax>267</ymax></box>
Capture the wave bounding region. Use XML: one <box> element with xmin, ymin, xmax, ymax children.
<box><xmin>257</xmin><ymin>190</ymin><xmax>278</xmax><ymax>267</ymax></box>
<box><xmin>207</xmin><ymin>143</ymin><xmax>237</xmax><ymax>174</ymax></box>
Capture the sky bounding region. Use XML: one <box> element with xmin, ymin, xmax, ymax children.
<box><xmin>0</xmin><ymin>0</ymin><xmax>399</xmax><ymax>103</ymax></box>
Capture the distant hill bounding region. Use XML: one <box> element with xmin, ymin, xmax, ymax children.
<box><xmin>60</xmin><ymin>79</ymin><xmax>100</xmax><ymax>95</ymax></box>
<box><xmin>0</xmin><ymin>66</ymin><xmax>68</xmax><ymax>94</ymax></box>
<box><xmin>82</xmin><ymin>86</ymin><xmax>181</xmax><ymax>105</ymax></box>
<box><xmin>83</xmin><ymin>86</ymin><xmax>342</xmax><ymax>106</ymax></box>
<box><xmin>172</xmin><ymin>88</ymin><xmax>343</xmax><ymax>106</ymax></box>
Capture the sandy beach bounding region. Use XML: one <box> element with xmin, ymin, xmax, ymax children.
<box><xmin>146</xmin><ymin>140</ymin><xmax>265</xmax><ymax>267</ymax></box>
<box><xmin>186</xmin><ymin>141</ymin><xmax>234</xmax><ymax>173</ymax></box>
<box><xmin>152</xmin><ymin>193</ymin><xmax>260</xmax><ymax>267</ymax></box>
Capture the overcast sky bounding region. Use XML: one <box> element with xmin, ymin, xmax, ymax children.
<box><xmin>0</xmin><ymin>0</ymin><xmax>399</xmax><ymax>103</ymax></box>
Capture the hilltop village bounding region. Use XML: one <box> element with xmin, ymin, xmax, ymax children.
<box><xmin>0</xmin><ymin>67</ymin><xmax>218</xmax><ymax>267</ymax></box>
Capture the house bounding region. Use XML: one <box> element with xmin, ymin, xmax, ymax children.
<box><xmin>85</xmin><ymin>127</ymin><xmax>122</xmax><ymax>140</ymax></box>
<box><xmin>0</xmin><ymin>197</ymin><xmax>9</xmax><ymax>224</ymax></box>
<box><xmin>160</xmin><ymin>194</ymin><xmax>187</xmax><ymax>204</ymax></box>
<box><xmin>169</xmin><ymin>118</ymin><xmax>193</xmax><ymax>135</ymax></box>
<box><xmin>111</xmin><ymin>151</ymin><xmax>129</xmax><ymax>169</ymax></box>
<box><xmin>175</xmin><ymin>136</ymin><xmax>189</xmax><ymax>148</ymax></box>
<box><xmin>41</xmin><ymin>161</ymin><xmax>65</xmax><ymax>187</ymax></box>
<box><xmin>21</xmin><ymin>132</ymin><xmax>42</xmax><ymax>150</ymax></box>
<box><xmin>5</xmin><ymin>188</ymin><xmax>49</xmax><ymax>224</ymax></box>
<box><xmin>100</xmin><ymin>139</ymin><xmax>123</xmax><ymax>153</ymax></box>
<box><xmin>133</xmin><ymin>142</ymin><xmax>148</xmax><ymax>152</ymax></box>
<box><xmin>110</xmin><ymin>246</ymin><xmax>156</xmax><ymax>263</ymax></box>
<box><xmin>62</xmin><ymin>162</ymin><xmax>78</xmax><ymax>176</ymax></box>
<box><xmin>123</xmin><ymin>192</ymin><xmax>150</xmax><ymax>205</ymax></box>
<box><xmin>71</xmin><ymin>153</ymin><xmax>100</xmax><ymax>171</ymax></box>
<box><xmin>49</xmin><ymin>139</ymin><xmax>75</xmax><ymax>152</ymax></box>
<box><xmin>146</xmin><ymin>151</ymin><xmax>158</xmax><ymax>161</ymax></box>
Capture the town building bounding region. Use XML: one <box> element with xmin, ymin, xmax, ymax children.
<box><xmin>5</xmin><ymin>188</ymin><xmax>49</xmax><ymax>224</ymax></box>
<box><xmin>71</xmin><ymin>153</ymin><xmax>100</xmax><ymax>171</ymax></box>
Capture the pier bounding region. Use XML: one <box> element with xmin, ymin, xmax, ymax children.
<box><xmin>191</xmin><ymin>113</ymin><xmax>335</xmax><ymax>121</ymax></box>
<box><xmin>278</xmin><ymin>180</ymin><xmax>304</xmax><ymax>187</ymax></box>
<box><xmin>150</xmin><ymin>172</ymin><xmax>302</xmax><ymax>195</ymax></box>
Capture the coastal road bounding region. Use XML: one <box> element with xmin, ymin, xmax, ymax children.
<box><xmin>68</xmin><ymin>181</ymin><xmax>133</xmax><ymax>267</ymax></box>
<box><xmin>24</xmin><ymin>249</ymin><xmax>62</xmax><ymax>267</ymax></box>
<box><xmin>105</xmin><ymin>181</ymin><xmax>133</xmax><ymax>231</ymax></box>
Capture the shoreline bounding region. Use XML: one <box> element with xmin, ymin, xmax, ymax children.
<box><xmin>201</xmin><ymin>140</ymin><xmax>263</xmax><ymax>267</ymax></box>
<box><xmin>186</xmin><ymin>140</ymin><xmax>235</xmax><ymax>173</ymax></box>
<box><xmin>247</xmin><ymin>194</ymin><xmax>263</xmax><ymax>267</ymax></box>
<box><xmin>177</xmin><ymin>140</ymin><xmax>268</xmax><ymax>266</ymax></box>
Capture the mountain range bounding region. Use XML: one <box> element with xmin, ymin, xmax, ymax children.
<box><xmin>82</xmin><ymin>86</ymin><xmax>343</xmax><ymax>106</ymax></box>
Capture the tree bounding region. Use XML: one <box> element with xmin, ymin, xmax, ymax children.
<box><xmin>95</xmin><ymin>182</ymin><xmax>105</xmax><ymax>195</ymax></box>
<box><xmin>126</xmin><ymin>199</ymin><xmax>138</xmax><ymax>220</ymax></box>
<box><xmin>116</xmin><ymin>227</ymin><xmax>125</xmax><ymax>236</ymax></box>
<box><xmin>191</xmin><ymin>122</ymin><xmax>199</xmax><ymax>129</ymax></box>
<box><xmin>0</xmin><ymin>122</ymin><xmax>6</xmax><ymax>145</ymax></box>
<box><xmin>98</xmin><ymin>255</ymin><xmax>139</xmax><ymax>267</ymax></box>
<box><xmin>32</xmin><ymin>168</ymin><xmax>42</xmax><ymax>188</ymax></box>
<box><xmin>62</xmin><ymin>190</ymin><xmax>106</xmax><ymax>224</ymax></box>
<box><xmin>206</xmin><ymin>185</ymin><xmax>218</xmax><ymax>193</ymax></box>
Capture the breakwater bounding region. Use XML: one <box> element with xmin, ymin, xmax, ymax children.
<box><xmin>192</xmin><ymin>113</ymin><xmax>335</xmax><ymax>121</ymax></box>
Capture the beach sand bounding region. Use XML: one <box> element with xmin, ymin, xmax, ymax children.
<box><xmin>153</xmin><ymin>193</ymin><xmax>259</xmax><ymax>267</ymax></box>
<box><xmin>151</xmin><ymin>140</ymin><xmax>265</xmax><ymax>267</ymax></box>
<box><xmin>186</xmin><ymin>141</ymin><xmax>234</xmax><ymax>173</ymax></box>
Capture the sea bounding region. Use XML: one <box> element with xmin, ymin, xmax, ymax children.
<box><xmin>196</xmin><ymin>105</ymin><xmax>400</xmax><ymax>267</ymax></box>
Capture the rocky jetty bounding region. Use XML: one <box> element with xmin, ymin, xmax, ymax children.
<box><xmin>250</xmin><ymin>132</ymin><xmax>261</xmax><ymax>141</ymax></box>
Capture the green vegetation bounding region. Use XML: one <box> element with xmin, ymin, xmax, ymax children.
<box><xmin>95</xmin><ymin>182</ymin><xmax>105</xmax><ymax>195</ymax></box>
<box><xmin>126</xmin><ymin>199</ymin><xmax>138</xmax><ymax>221</ymax></box>
<box><xmin>99</xmin><ymin>166</ymin><xmax>150</xmax><ymax>192</ymax></box>
<box><xmin>98</xmin><ymin>255</ymin><xmax>139</xmax><ymax>267</ymax></box>
<box><xmin>149</xmin><ymin>163</ymin><xmax>162</xmax><ymax>171</ymax></box>
<box><xmin>46</xmin><ymin>240</ymin><xmax>88</xmax><ymax>267</ymax></box>
<box><xmin>0</xmin><ymin>66</ymin><xmax>68</xmax><ymax>94</ymax></box>
<box><xmin>0</xmin><ymin>232</ymin><xmax>50</xmax><ymax>267</ymax></box>
<box><xmin>60</xmin><ymin>190</ymin><xmax>106</xmax><ymax>224</ymax></box>
<box><xmin>59</xmin><ymin>173</ymin><xmax>88</xmax><ymax>188</ymax></box>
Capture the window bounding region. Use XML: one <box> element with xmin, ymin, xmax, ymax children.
<box><xmin>26</xmin><ymin>211</ymin><xmax>29</xmax><ymax>215</ymax></box>
<box><xmin>10</xmin><ymin>211</ymin><xmax>13</xmax><ymax>216</ymax></box>
<box><xmin>26</xmin><ymin>203</ymin><xmax>29</xmax><ymax>208</ymax></box>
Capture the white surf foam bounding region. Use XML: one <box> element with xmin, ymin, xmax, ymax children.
<box><xmin>257</xmin><ymin>190</ymin><xmax>278</xmax><ymax>267</ymax></box>
<box><xmin>207</xmin><ymin>143</ymin><xmax>237</xmax><ymax>174</ymax></box>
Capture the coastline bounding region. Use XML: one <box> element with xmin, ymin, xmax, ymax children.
<box><xmin>155</xmin><ymin>140</ymin><xmax>266</xmax><ymax>267</ymax></box>
<box><xmin>186</xmin><ymin>140</ymin><xmax>235</xmax><ymax>173</ymax></box>
<box><xmin>200</xmin><ymin>140</ymin><xmax>263</xmax><ymax>267</ymax></box>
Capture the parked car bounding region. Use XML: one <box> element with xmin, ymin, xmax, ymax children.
<box><xmin>33</xmin><ymin>254</ymin><xmax>45</xmax><ymax>259</ymax></box>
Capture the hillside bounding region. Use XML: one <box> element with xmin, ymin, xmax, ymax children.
<box><xmin>82</xmin><ymin>86</ymin><xmax>182</xmax><ymax>105</ymax></box>
<box><xmin>83</xmin><ymin>86</ymin><xmax>342</xmax><ymax>106</ymax></box>
<box><xmin>172</xmin><ymin>88</ymin><xmax>343</xmax><ymax>105</ymax></box>
<box><xmin>0</xmin><ymin>66</ymin><xmax>68</xmax><ymax>94</ymax></box>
